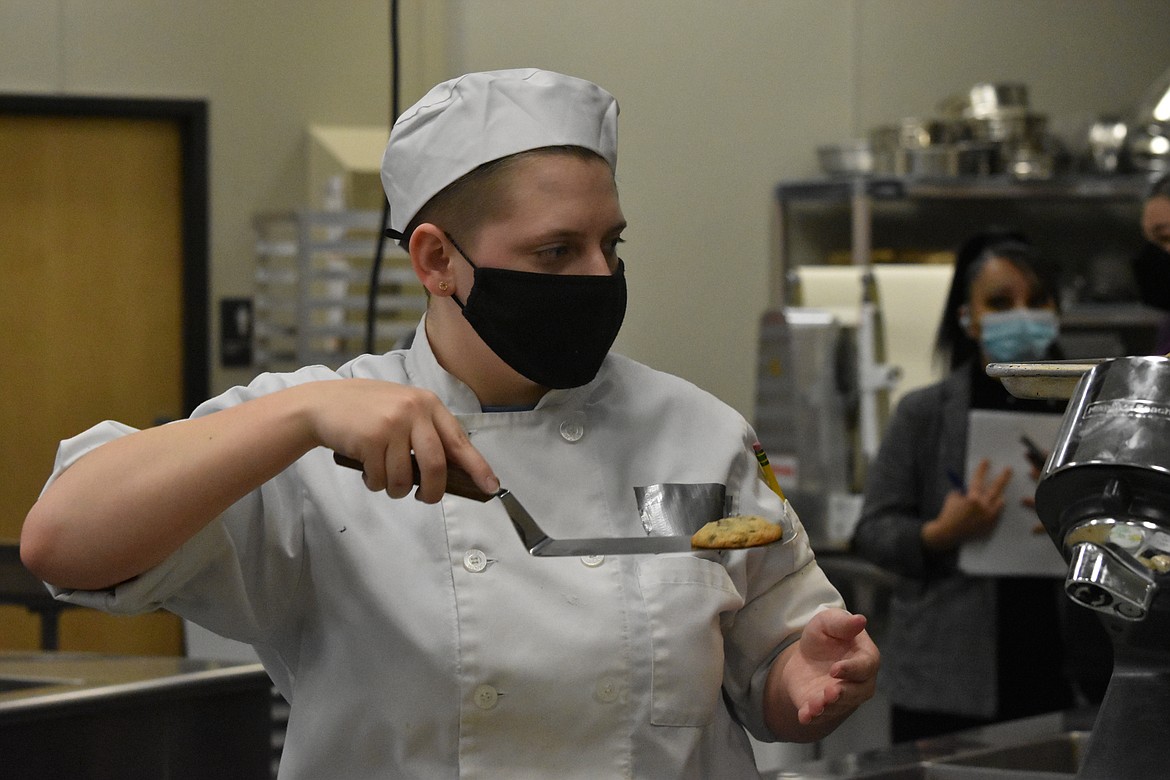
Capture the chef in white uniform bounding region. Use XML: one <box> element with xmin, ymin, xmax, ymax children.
<box><xmin>22</xmin><ymin>69</ymin><xmax>878</xmax><ymax>779</ymax></box>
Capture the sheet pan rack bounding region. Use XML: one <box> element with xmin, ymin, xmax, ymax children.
<box><xmin>252</xmin><ymin>209</ymin><xmax>426</xmax><ymax>372</ymax></box>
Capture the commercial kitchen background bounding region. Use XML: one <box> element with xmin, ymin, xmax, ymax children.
<box><xmin>7</xmin><ymin>0</ymin><xmax>1170</xmax><ymax>414</ymax></box>
<box><xmin>5</xmin><ymin>1</ymin><xmax>1170</xmax><ymax>772</ymax></box>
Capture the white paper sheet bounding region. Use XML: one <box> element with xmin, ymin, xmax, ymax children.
<box><xmin>957</xmin><ymin>409</ymin><xmax>1068</xmax><ymax>577</ymax></box>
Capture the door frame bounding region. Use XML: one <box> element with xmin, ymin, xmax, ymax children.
<box><xmin>0</xmin><ymin>94</ymin><xmax>209</xmax><ymax>413</ymax></box>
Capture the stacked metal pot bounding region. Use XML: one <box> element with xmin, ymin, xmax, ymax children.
<box><xmin>817</xmin><ymin>67</ymin><xmax>1170</xmax><ymax>179</ymax></box>
<box><xmin>818</xmin><ymin>82</ymin><xmax>1055</xmax><ymax>179</ymax></box>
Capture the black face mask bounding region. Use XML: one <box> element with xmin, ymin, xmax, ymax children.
<box><xmin>446</xmin><ymin>235</ymin><xmax>627</xmax><ymax>389</ymax></box>
<box><xmin>1131</xmin><ymin>241</ymin><xmax>1170</xmax><ymax>311</ymax></box>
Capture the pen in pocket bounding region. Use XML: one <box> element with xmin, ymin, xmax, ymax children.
<box><xmin>752</xmin><ymin>441</ymin><xmax>786</xmax><ymax>499</ymax></box>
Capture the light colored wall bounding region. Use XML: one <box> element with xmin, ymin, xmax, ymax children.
<box><xmin>3</xmin><ymin>1</ymin><xmax>1170</xmax><ymax>417</ymax></box>
<box><xmin>451</xmin><ymin>1</ymin><xmax>854</xmax><ymax>417</ymax></box>
<box><xmin>451</xmin><ymin>0</ymin><xmax>1170</xmax><ymax>416</ymax></box>
<box><xmin>852</xmin><ymin>0</ymin><xmax>1166</xmax><ymax>129</ymax></box>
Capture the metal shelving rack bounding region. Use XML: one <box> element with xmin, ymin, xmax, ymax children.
<box><xmin>771</xmin><ymin>173</ymin><xmax>1154</xmax><ymax>308</ymax></box>
<box><xmin>253</xmin><ymin>209</ymin><xmax>426</xmax><ymax>372</ymax></box>
<box><xmin>758</xmin><ymin>173</ymin><xmax>1160</xmax><ymax>549</ymax></box>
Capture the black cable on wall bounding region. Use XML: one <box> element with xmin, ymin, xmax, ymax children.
<box><xmin>365</xmin><ymin>0</ymin><xmax>400</xmax><ymax>355</ymax></box>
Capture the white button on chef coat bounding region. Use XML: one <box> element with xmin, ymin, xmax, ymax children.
<box><xmin>581</xmin><ymin>554</ymin><xmax>605</xmax><ymax>567</ymax></box>
<box><xmin>473</xmin><ymin>684</ymin><xmax>499</xmax><ymax>710</ymax></box>
<box><xmin>559</xmin><ymin>411</ymin><xmax>586</xmax><ymax>442</ymax></box>
<box><xmin>463</xmin><ymin>549</ymin><xmax>490</xmax><ymax>572</ymax></box>
<box><xmin>594</xmin><ymin>676</ymin><xmax>622</xmax><ymax>703</ymax></box>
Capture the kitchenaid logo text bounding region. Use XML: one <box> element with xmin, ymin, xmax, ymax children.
<box><xmin>1084</xmin><ymin>400</ymin><xmax>1170</xmax><ymax>420</ymax></box>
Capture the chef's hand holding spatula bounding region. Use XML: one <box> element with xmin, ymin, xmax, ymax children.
<box><xmin>315</xmin><ymin>379</ymin><xmax>499</xmax><ymax>503</ymax></box>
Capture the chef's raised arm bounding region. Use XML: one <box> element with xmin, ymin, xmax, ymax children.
<box><xmin>21</xmin><ymin>377</ymin><xmax>497</xmax><ymax>590</ymax></box>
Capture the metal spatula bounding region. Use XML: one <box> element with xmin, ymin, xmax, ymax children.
<box><xmin>333</xmin><ymin>453</ymin><xmax>699</xmax><ymax>555</ymax></box>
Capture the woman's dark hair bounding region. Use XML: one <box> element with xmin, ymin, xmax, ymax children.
<box><xmin>934</xmin><ymin>228</ymin><xmax>1061</xmax><ymax>370</ymax></box>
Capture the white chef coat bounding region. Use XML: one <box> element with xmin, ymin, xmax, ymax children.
<box><xmin>45</xmin><ymin>321</ymin><xmax>843</xmax><ymax>779</ymax></box>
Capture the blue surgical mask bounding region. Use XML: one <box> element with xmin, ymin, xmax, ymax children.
<box><xmin>979</xmin><ymin>309</ymin><xmax>1059</xmax><ymax>363</ymax></box>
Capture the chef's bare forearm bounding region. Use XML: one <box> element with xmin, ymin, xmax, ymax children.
<box><xmin>21</xmin><ymin>386</ymin><xmax>321</xmax><ymax>591</ymax></box>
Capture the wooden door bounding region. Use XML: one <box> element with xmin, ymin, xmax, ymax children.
<box><xmin>0</xmin><ymin>104</ymin><xmax>205</xmax><ymax>654</ymax></box>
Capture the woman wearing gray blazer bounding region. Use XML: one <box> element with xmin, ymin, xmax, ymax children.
<box><xmin>852</xmin><ymin>230</ymin><xmax>1092</xmax><ymax>743</ymax></box>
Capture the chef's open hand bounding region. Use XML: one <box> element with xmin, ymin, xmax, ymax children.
<box><xmin>297</xmin><ymin>378</ymin><xmax>499</xmax><ymax>502</ymax></box>
<box><xmin>922</xmin><ymin>458</ymin><xmax>1011</xmax><ymax>551</ymax></box>
<box><xmin>765</xmin><ymin>608</ymin><xmax>879</xmax><ymax>742</ymax></box>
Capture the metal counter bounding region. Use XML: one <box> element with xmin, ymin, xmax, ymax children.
<box><xmin>772</xmin><ymin>707</ymin><xmax>1097</xmax><ymax>779</ymax></box>
<box><xmin>0</xmin><ymin>651</ymin><xmax>273</xmax><ymax>778</ymax></box>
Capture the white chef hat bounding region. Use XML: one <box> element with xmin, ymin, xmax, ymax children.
<box><xmin>381</xmin><ymin>68</ymin><xmax>619</xmax><ymax>235</ymax></box>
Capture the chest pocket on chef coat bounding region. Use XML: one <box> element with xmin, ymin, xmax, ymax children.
<box><xmin>637</xmin><ymin>556</ymin><xmax>744</xmax><ymax>727</ymax></box>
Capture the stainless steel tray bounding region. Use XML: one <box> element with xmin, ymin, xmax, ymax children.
<box><xmin>985</xmin><ymin>359</ymin><xmax>1105</xmax><ymax>400</ymax></box>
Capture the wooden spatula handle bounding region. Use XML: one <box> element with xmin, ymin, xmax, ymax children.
<box><xmin>332</xmin><ymin>452</ymin><xmax>495</xmax><ymax>503</ymax></box>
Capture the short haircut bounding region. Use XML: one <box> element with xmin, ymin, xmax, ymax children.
<box><xmin>400</xmin><ymin>146</ymin><xmax>607</xmax><ymax>251</ymax></box>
